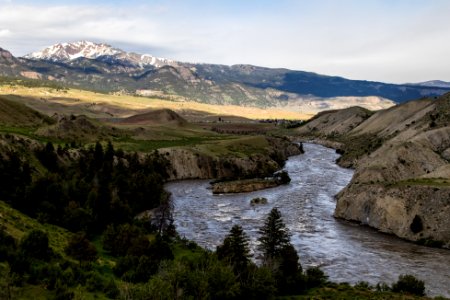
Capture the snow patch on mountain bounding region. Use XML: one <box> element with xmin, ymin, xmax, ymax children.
<box><xmin>24</xmin><ymin>41</ymin><xmax>173</xmax><ymax>68</ymax></box>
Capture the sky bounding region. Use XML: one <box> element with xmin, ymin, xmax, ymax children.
<box><xmin>0</xmin><ymin>0</ymin><xmax>449</xmax><ymax>83</ymax></box>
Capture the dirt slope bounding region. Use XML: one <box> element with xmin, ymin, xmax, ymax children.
<box><xmin>296</xmin><ymin>106</ymin><xmax>372</xmax><ymax>136</ymax></box>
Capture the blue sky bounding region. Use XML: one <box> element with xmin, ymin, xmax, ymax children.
<box><xmin>1</xmin><ymin>0</ymin><xmax>449</xmax><ymax>83</ymax></box>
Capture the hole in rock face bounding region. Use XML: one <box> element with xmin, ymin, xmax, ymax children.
<box><xmin>410</xmin><ymin>215</ymin><xmax>423</xmax><ymax>234</ymax></box>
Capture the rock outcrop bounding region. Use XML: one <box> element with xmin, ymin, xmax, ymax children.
<box><xmin>212</xmin><ymin>178</ymin><xmax>280</xmax><ymax>194</ymax></box>
<box><xmin>298</xmin><ymin>93</ymin><xmax>450</xmax><ymax>247</ymax></box>
<box><xmin>335</xmin><ymin>183</ymin><xmax>450</xmax><ymax>247</ymax></box>
<box><xmin>160</xmin><ymin>136</ymin><xmax>302</xmax><ymax>181</ymax></box>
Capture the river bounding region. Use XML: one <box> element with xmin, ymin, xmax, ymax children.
<box><xmin>165</xmin><ymin>143</ymin><xmax>450</xmax><ymax>297</ymax></box>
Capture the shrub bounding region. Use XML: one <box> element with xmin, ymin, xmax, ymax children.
<box><xmin>19</xmin><ymin>229</ymin><xmax>51</xmax><ymax>261</ymax></box>
<box><xmin>410</xmin><ymin>215</ymin><xmax>423</xmax><ymax>234</ymax></box>
<box><xmin>65</xmin><ymin>232</ymin><xmax>97</xmax><ymax>263</ymax></box>
<box><xmin>305</xmin><ymin>267</ymin><xmax>328</xmax><ymax>288</ymax></box>
<box><xmin>391</xmin><ymin>274</ymin><xmax>425</xmax><ymax>296</ymax></box>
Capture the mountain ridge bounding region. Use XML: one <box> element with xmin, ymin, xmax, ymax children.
<box><xmin>24</xmin><ymin>40</ymin><xmax>174</xmax><ymax>68</ymax></box>
<box><xmin>1</xmin><ymin>41</ymin><xmax>450</xmax><ymax>110</ymax></box>
<box><xmin>409</xmin><ymin>80</ymin><xmax>450</xmax><ymax>89</ymax></box>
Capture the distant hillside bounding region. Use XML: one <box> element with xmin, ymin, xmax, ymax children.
<box><xmin>297</xmin><ymin>106</ymin><xmax>373</xmax><ymax>136</ymax></box>
<box><xmin>1</xmin><ymin>42</ymin><xmax>449</xmax><ymax>110</ymax></box>
<box><xmin>409</xmin><ymin>80</ymin><xmax>450</xmax><ymax>89</ymax></box>
<box><xmin>121</xmin><ymin>109</ymin><xmax>187</xmax><ymax>126</ymax></box>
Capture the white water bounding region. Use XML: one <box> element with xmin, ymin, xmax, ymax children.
<box><xmin>166</xmin><ymin>143</ymin><xmax>450</xmax><ymax>297</ymax></box>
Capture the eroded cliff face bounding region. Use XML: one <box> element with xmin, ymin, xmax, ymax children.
<box><xmin>160</xmin><ymin>136</ymin><xmax>302</xmax><ymax>181</ymax></box>
<box><xmin>335</xmin><ymin>184</ymin><xmax>450</xmax><ymax>247</ymax></box>
<box><xmin>334</xmin><ymin>96</ymin><xmax>450</xmax><ymax>247</ymax></box>
<box><xmin>297</xmin><ymin>93</ymin><xmax>450</xmax><ymax>247</ymax></box>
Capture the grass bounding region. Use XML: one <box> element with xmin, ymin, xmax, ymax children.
<box><xmin>280</xmin><ymin>283</ymin><xmax>437</xmax><ymax>300</ymax></box>
<box><xmin>0</xmin><ymin>125</ymin><xmax>37</xmax><ymax>137</ymax></box>
<box><xmin>0</xmin><ymin>85</ymin><xmax>310</xmax><ymax>120</ymax></box>
<box><xmin>0</xmin><ymin>200</ymin><xmax>73</xmax><ymax>255</ymax></box>
<box><xmin>334</xmin><ymin>134</ymin><xmax>384</xmax><ymax>167</ymax></box>
<box><xmin>190</xmin><ymin>135</ymin><xmax>271</xmax><ymax>158</ymax></box>
<box><xmin>393</xmin><ymin>178</ymin><xmax>450</xmax><ymax>187</ymax></box>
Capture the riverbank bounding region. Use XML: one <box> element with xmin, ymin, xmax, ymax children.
<box><xmin>161</xmin><ymin>135</ymin><xmax>302</xmax><ymax>181</ymax></box>
<box><xmin>293</xmin><ymin>95</ymin><xmax>450</xmax><ymax>248</ymax></box>
<box><xmin>167</xmin><ymin>143</ymin><xmax>450</xmax><ymax>297</ymax></box>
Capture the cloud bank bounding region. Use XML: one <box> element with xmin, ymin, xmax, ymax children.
<box><xmin>1</xmin><ymin>0</ymin><xmax>449</xmax><ymax>83</ymax></box>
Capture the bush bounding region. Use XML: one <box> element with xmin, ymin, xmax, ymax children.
<box><xmin>391</xmin><ymin>274</ymin><xmax>425</xmax><ymax>296</ymax></box>
<box><xmin>375</xmin><ymin>282</ymin><xmax>391</xmax><ymax>292</ymax></box>
<box><xmin>354</xmin><ymin>281</ymin><xmax>372</xmax><ymax>290</ymax></box>
<box><xmin>242</xmin><ymin>265</ymin><xmax>277</xmax><ymax>299</ymax></box>
<box><xmin>19</xmin><ymin>229</ymin><xmax>51</xmax><ymax>261</ymax></box>
<box><xmin>410</xmin><ymin>215</ymin><xmax>423</xmax><ymax>234</ymax></box>
<box><xmin>305</xmin><ymin>267</ymin><xmax>328</xmax><ymax>288</ymax></box>
<box><xmin>65</xmin><ymin>233</ymin><xmax>97</xmax><ymax>263</ymax></box>
<box><xmin>0</xmin><ymin>227</ymin><xmax>16</xmax><ymax>261</ymax></box>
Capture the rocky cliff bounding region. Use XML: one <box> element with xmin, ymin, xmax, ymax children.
<box><xmin>297</xmin><ymin>93</ymin><xmax>450</xmax><ymax>247</ymax></box>
<box><xmin>160</xmin><ymin>136</ymin><xmax>302</xmax><ymax>181</ymax></box>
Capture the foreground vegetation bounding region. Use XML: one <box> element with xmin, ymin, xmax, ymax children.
<box><xmin>0</xmin><ymin>200</ymin><xmax>433</xmax><ymax>299</ymax></box>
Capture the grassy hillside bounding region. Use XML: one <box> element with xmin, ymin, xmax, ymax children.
<box><xmin>0</xmin><ymin>85</ymin><xmax>310</xmax><ymax>121</ymax></box>
<box><xmin>0</xmin><ymin>96</ymin><xmax>54</xmax><ymax>127</ymax></box>
<box><xmin>0</xmin><ymin>200</ymin><xmax>72</xmax><ymax>255</ymax></box>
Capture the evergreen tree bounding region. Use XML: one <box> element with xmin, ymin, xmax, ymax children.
<box><xmin>94</xmin><ymin>141</ymin><xmax>104</xmax><ymax>168</ymax></box>
<box><xmin>36</xmin><ymin>141</ymin><xmax>58</xmax><ymax>171</ymax></box>
<box><xmin>217</xmin><ymin>225</ymin><xmax>252</xmax><ymax>276</ymax></box>
<box><xmin>257</xmin><ymin>207</ymin><xmax>291</xmax><ymax>264</ymax></box>
<box><xmin>104</xmin><ymin>141</ymin><xmax>115</xmax><ymax>162</ymax></box>
<box><xmin>258</xmin><ymin>208</ymin><xmax>305</xmax><ymax>294</ymax></box>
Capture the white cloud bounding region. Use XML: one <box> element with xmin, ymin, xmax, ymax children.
<box><xmin>0</xmin><ymin>29</ymin><xmax>11</xmax><ymax>37</ymax></box>
<box><xmin>0</xmin><ymin>1</ymin><xmax>449</xmax><ymax>83</ymax></box>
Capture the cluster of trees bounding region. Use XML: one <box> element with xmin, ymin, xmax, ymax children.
<box><xmin>216</xmin><ymin>208</ymin><xmax>327</xmax><ymax>298</ymax></box>
<box><xmin>100</xmin><ymin>207</ymin><xmax>328</xmax><ymax>299</ymax></box>
<box><xmin>0</xmin><ymin>141</ymin><xmax>170</xmax><ymax>233</ymax></box>
<box><xmin>0</xmin><ymin>140</ymin><xmax>177</xmax><ymax>298</ymax></box>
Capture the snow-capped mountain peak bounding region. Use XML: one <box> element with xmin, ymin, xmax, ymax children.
<box><xmin>24</xmin><ymin>41</ymin><xmax>173</xmax><ymax>68</ymax></box>
<box><xmin>25</xmin><ymin>41</ymin><xmax>120</xmax><ymax>61</ymax></box>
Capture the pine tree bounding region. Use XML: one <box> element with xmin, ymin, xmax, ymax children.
<box><xmin>258</xmin><ymin>208</ymin><xmax>305</xmax><ymax>293</ymax></box>
<box><xmin>257</xmin><ymin>208</ymin><xmax>291</xmax><ymax>264</ymax></box>
<box><xmin>217</xmin><ymin>225</ymin><xmax>251</xmax><ymax>275</ymax></box>
<box><xmin>94</xmin><ymin>141</ymin><xmax>104</xmax><ymax>168</ymax></box>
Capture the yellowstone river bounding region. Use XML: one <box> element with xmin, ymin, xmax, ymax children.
<box><xmin>166</xmin><ymin>143</ymin><xmax>450</xmax><ymax>297</ymax></box>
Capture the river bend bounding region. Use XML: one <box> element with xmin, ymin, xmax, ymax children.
<box><xmin>166</xmin><ymin>143</ymin><xmax>450</xmax><ymax>297</ymax></box>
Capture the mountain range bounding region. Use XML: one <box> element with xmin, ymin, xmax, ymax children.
<box><xmin>1</xmin><ymin>41</ymin><xmax>449</xmax><ymax>109</ymax></box>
